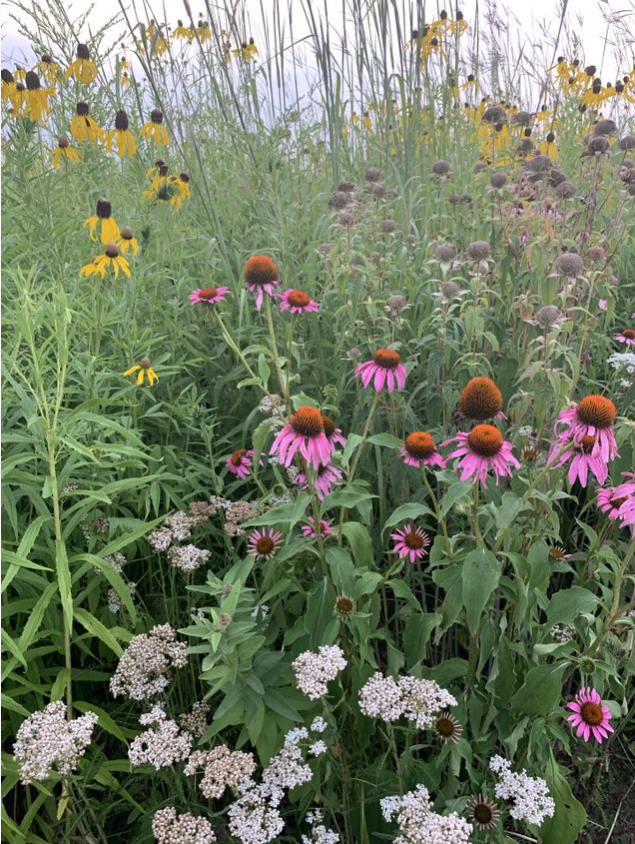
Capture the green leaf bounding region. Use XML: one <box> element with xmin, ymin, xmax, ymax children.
<box><xmin>321</xmin><ymin>488</ymin><xmax>375</xmax><ymax>510</ymax></box>
<box><xmin>462</xmin><ymin>549</ymin><xmax>500</xmax><ymax>635</ymax></box>
<box><xmin>305</xmin><ymin>578</ymin><xmax>337</xmax><ymax>648</ymax></box>
<box><xmin>540</xmin><ymin>750</ymin><xmax>587</xmax><ymax>844</ymax></box>
<box><xmin>495</xmin><ymin>492</ymin><xmax>529</xmax><ymax>533</ymax></box>
<box><xmin>97</xmin><ymin>516</ymin><xmax>164</xmax><ymax>558</ymax></box>
<box><xmin>546</xmin><ymin>586</ymin><xmax>601</xmax><ymax>627</ymax></box>
<box><xmin>74</xmin><ymin>702</ymin><xmax>134</xmax><ymax>742</ymax></box>
<box><xmin>342</xmin><ymin>522</ymin><xmax>373</xmax><ymax>567</ymax></box>
<box><xmin>440</xmin><ymin>481</ymin><xmax>471</xmax><ymax>518</ymax></box>
<box><xmin>510</xmin><ymin>662</ymin><xmax>566</xmax><ymax>716</ymax></box>
<box><xmin>263</xmin><ymin>688</ymin><xmax>302</xmax><ymax>721</ymax></box>
<box><xmin>367</xmin><ymin>432</ymin><xmax>403</xmax><ymax>449</ymax></box>
<box><xmin>74</xmin><ymin>608</ymin><xmax>124</xmax><ymax>656</ymax></box>
<box><xmin>55</xmin><ymin>540</ymin><xmax>73</xmax><ymax>630</ymax></box>
<box><xmin>383</xmin><ymin>502</ymin><xmax>434</xmax><ymax>533</ymax></box>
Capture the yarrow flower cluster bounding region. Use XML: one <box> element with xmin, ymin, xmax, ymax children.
<box><xmin>380</xmin><ymin>784</ymin><xmax>473</xmax><ymax>844</ymax></box>
<box><xmin>489</xmin><ymin>755</ymin><xmax>555</xmax><ymax>825</ymax></box>
<box><xmin>301</xmin><ymin>810</ymin><xmax>340</xmax><ymax>844</ymax></box>
<box><xmin>178</xmin><ymin>701</ymin><xmax>210</xmax><ymax>738</ymax></box>
<box><xmin>185</xmin><ymin>745</ymin><xmax>257</xmax><ymax>799</ymax></box>
<box><xmin>110</xmin><ymin>624</ymin><xmax>188</xmax><ymax>701</ymax></box>
<box><xmin>168</xmin><ymin>544</ymin><xmax>211</xmax><ymax>574</ymax></box>
<box><xmin>358</xmin><ymin>672</ymin><xmax>457</xmax><ymax>729</ymax></box>
<box><xmin>13</xmin><ymin>702</ymin><xmax>98</xmax><ymax>784</ymax></box>
<box><xmin>292</xmin><ymin>645</ymin><xmax>347</xmax><ymax>699</ymax></box>
<box><xmin>227</xmin><ymin>724</ymin><xmax>325</xmax><ymax>844</ymax></box>
<box><xmin>152</xmin><ymin>807</ymin><xmax>216</xmax><ymax>844</ymax></box>
<box><xmin>129</xmin><ymin>706</ymin><xmax>192</xmax><ymax>769</ymax></box>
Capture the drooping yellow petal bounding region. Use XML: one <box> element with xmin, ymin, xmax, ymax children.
<box><xmin>136</xmin><ymin>369</ymin><xmax>145</xmax><ymax>385</ymax></box>
<box><xmin>123</xmin><ymin>365</ymin><xmax>141</xmax><ymax>376</ymax></box>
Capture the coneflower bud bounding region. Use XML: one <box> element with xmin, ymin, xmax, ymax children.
<box><xmin>58</xmin><ymin>136</ymin><xmax>69</xmax><ymax>148</ymax></box>
<box><xmin>114</xmin><ymin>109</ymin><xmax>129</xmax><ymax>131</ymax></box>
<box><xmin>76</xmin><ymin>101</ymin><xmax>89</xmax><ymax>116</ymax></box>
<box><xmin>150</xmin><ymin>108</ymin><xmax>164</xmax><ymax>124</ymax></box>
<box><xmin>335</xmin><ymin>595</ymin><xmax>354</xmax><ymax>615</ymax></box>
<box><xmin>121</xmin><ymin>226</ymin><xmax>134</xmax><ymax>240</ymax></box>
<box><xmin>25</xmin><ymin>71</ymin><xmax>40</xmax><ymax>90</ymax></box>
<box><xmin>105</xmin><ymin>242</ymin><xmax>119</xmax><ymax>258</ymax></box>
<box><xmin>1</xmin><ymin>69</ymin><xmax>15</xmax><ymax>83</ymax></box>
<box><xmin>77</xmin><ymin>43</ymin><xmax>91</xmax><ymax>60</ymax></box>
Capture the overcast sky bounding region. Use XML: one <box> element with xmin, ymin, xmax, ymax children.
<box><xmin>2</xmin><ymin>0</ymin><xmax>633</xmax><ymax>87</ymax></box>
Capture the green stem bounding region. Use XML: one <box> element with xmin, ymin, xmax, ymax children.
<box><xmin>421</xmin><ymin>468</ymin><xmax>449</xmax><ymax>544</ymax></box>
<box><xmin>264</xmin><ymin>294</ymin><xmax>288</xmax><ymax>405</ymax></box>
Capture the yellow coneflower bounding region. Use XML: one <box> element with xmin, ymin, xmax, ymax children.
<box><xmin>167</xmin><ymin>172</ymin><xmax>191</xmax><ymax>208</ymax></box>
<box><xmin>123</xmin><ymin>357</ymin><xmax>158</xmax><ymax>387</ymax></box>
<box><xmin>172</xmin><ymin>20</ymin><xmax>194</xmax><ymax>40</ymax></box>
<box><xmin>539</xmin><ymin>132</ymin><xmax>558</xmax><ymax>159</ymax></box>
<box><xmin>233</xmin><ymin>37</ymin><xmax>259</xmax><ymax>61</ymax></box>
<box><xmin>66</xmin><ymin>44</ymin><xmax>98</xmax><ymax>83</ymax></box>
<box><xmin>12</xmin><ymin>66</ymin><xmax>26</xmax><ymax>84</ymax></box>
<box><xmin>117</xmin><ymin>226</ymin><xmax>139</xmax><ymax>256</ymax></box>
<box><xmin>33</xmin><ymin>53</ymin><xmax>60</xmax><ymax>85</ymax></box>
<box><xmin>460</xmin><ymin>74</ymin><xmax>480</xmax><ymax>94</ymax></box>
<box><xmin>24</xmin><ymin>71</ymin><xmax>54</xmax><ymax>123</ymax></box>
<box><xmin>151</xmin><ymin>29</ymin><xmax>169</xmax><ymax>57</ymax></box>
<box><xmin>80</xmin><ymin>242</ymin><xmax>130</xmax><ymax>279</ymax></box>
<box><xmin>71</xmin><ymin>101</ymin><xmax>104</xmax><ymax>143</ymax></box>
<box><xmin>1</xmin><ymin>69</ymin><xmax>16</xmax><ymax>103</ymax></box>
<box><xmin>362</xmin><ymin>111</ymin><xmax>372</xmax><ymax>130</ymax></box>
<box><xmin>104</xmin><ymin>109</ymin><xmax>137</xmax><ymax>158</ymax></box>
<box><xmin>447</xmin><ymin>10</ymin><xmax>469</xmax><ymax>35</ymax></box>
<box><xmin>143</xmin><ymin>163</ymin><xmax>170</xmax><ymax>200</ymax></box>
<box><xmin>83</xmin><ymin>199</ymin><xmax>120</xmax><ymax>243</ymax></box>
<box><xmin>51</xmin><ymin>136</ymin><xmax>80</xmax><ymax>169</ymax></box>
<box><xmin>139</xmin><ymin>109</ymin><xmax>169</xmax><ymax>145</ymax></box>
<box><xmin>196</xmin><ymin>19</ymin><xmax>212</xmax><ymax>42</ymax></box>
<box><xmin>7</xmin><ymin>81</ymin><xmax>27</xmax><ymax>117</ymax></box>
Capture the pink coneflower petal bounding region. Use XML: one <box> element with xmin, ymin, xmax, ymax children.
<box><xmin>189</xmin><ymin>286</ymin><xmax>230</xmax><ymax>305</ymax></box>
<box><xmin>443</xmin><ymin>425</ymin><xmax>519</xmax><ymax>489</ymax></box>
<box><xmin>301</xmin><ymin>517</ymin><xmax>333</xmax><ymax>539</ymax></box>
<box><xmin>565</xmin><ymin>686</ymin><xmax>614</xmax><ymax>744</ymax></box>
<box><xmin>391</xmin><ymin>525</ymin><xmax>430</xmax><ymax>563</ymax></box>
<box><xmin>247</xmin><ymin>527</ymin><xmax>283</xmax><ymax>560</ymax></box>
<box><xmin>226</xmin><ymin>448</ymin><xmax>254</xmax><ymax>479</ymax></box>
<box><xmin>278</xmin><ymin>289</ymin><xmax>320</xmax><ymax>313</ymax></box>
<box><xmin>614</xmin><ymin>330</ymin><xmax>635</xmax><ymax>346</ymax></box>
<box><xmin>355</xmin><ymin>349</ymin><xmax>407</xmax><ymax>393</ymax></box>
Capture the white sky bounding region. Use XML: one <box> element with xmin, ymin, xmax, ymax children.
<box><xmin>1</xmin><ymin>0</ymin><xmax>633</xmax><ymax>89</ymax></box>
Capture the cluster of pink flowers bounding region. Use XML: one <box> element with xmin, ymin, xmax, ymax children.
<box><xmin>549</xmin><ymin>395</ymin><xmax>618</xmax><ymax>487</ymax></box>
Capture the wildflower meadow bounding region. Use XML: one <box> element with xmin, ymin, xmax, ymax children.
<box><xmin>1</xmin><ymin>0</ymin><xmax>635</xmax><ymax>842</ymax></box>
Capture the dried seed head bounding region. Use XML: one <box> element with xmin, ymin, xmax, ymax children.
<box><xmin>435</xmin><ymin>242</ymin><xmax>456</xmax><ymax>262</ymax></box>
<box><xmin>513</xmin><ymin>110</ymin><xmax>531</xmax><ymax>126</ymax></box>
<box><xmin>337</xmin><ymin>179</ymin><xmax>355</xmax><ymax>193</ymax></box>
<box><xmin>489</xmin><ymin>172</ymin><xmax>507</xmax><ymax>189</ymax></box>
<box><xmin>328</xmin><ymin>190</ymin><xmax>350</xmax><ymax>210</ymax></box>
<box><xmin>371</xmin><ymin>182</ymin><xmax>386</xmax><ymax>197</ymax></box>
<box><xmin>381</xmin><ymin>218</ymin><xmax>396</xmax><ymax>233</ymax></box>
<box><xmin>549</xmin><ymin>170</ymin><xmax>566</xmax><ymax>187</ymax></box>
<box><xmin>365</xmin><ymin>166</ymin><xmax>382</xmax><ymax>182</ymax></box>
<box><xmin>473</xmin><ymin>161</ymin><xmax>488</xmax><ymax>173</ymax></box>
<box><xmin>431</xmin><ymin>159</ymin><xmax>451</xmax><ymax>175</ymax></box>
<box><xmin>587</xmin><ymin>136</ymin><xmax>609</xmax><ymax>154</ymax></box>
<box><xmin>586</xmin><ymin>245</ymin><xmax>605</xmax><ymax>262</ymax></box>
<box><xmin>555</xmin><ymin>180</ymin><xmax>577</xmax><ymax>198</ymax></box>
<box><xmin>482</xmin><ymin>105</ymin><xmax>506</xmax><ymax>124</ymax></box>
<box><xmin>467</xmin><ymin>240</ymin><xmax>491</xmax><ymax>261</ymax></box>
<box><xmin>554</xmin><ymin>252</ymin><xmax>584</xmax><ymax>276</ymax></box>
<box><xmin>441</xmin><ymin>280</ymin><xmax>460</xmax><ymax>300</ymax></box>
<box><xmin>618</xmin><ymin>135</ymin><xmax>635</xmax><ymax>151</ymax></box>
<box><xmin>338</xmin><ymin>211</ymin><xmax>355</xmax><ymax>227</ymax></box>
<box><xmin>594</xmin><ymin>118</ymin><xmax>617</xmax><ymax>136</ymax></box>
<box><xmin>526</xmin><ymin>154</ymin><xmax>552</xmax><ymax>173</ymax></box>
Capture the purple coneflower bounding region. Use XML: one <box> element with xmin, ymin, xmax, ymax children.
<box><xmin>301</xmin><ymin>517</ymin><xmax>333</xmax><ymax>539</ymax></box>
<box><xmin>226</xmin><ymin>448</ymin><xmax>254</xmax><ymax>479</ymax></box>
<box><xmin>391</xmin><ymin>525</ymin><xmax>430</xmax><ymax>563</ymax></box>
<box><xmin>270</xmin><ymin>406</ymin><xmax>334</xmax><ymax>470</ymax></box>
<box><xmin>467</xmin><ymin>795</ymin><xmax>500</xmax><ymax>830</ymax></box>
<box><xmin>567</xmin><ymin>687</ymin><xmax>614</xmax><ymax>743</ymax></box>
<box><xmin>278</xmin><ymin>289</ymin><xmax>319</xmax><ymax>314</ymax></box>
<box><xmin>322</xmin><ymin>415</ymin><xmax>347</xmax><ymax>449</ymax></box>
<box><xmin>597</xmin><ymin>474</ymin><xmax>635</xmax><ymax>527</ymax></box>
<box><xmin>244</xmin><ymin>255</ymin><xmax>280</xmax><ymax>311</ymax></box>
<box><xmin>247</xmin><ymin>528</ymin><xmax>283</xmax><ymax>560</ymax></box>
<box><xmin>444</xmin><ymin>425</ymin><xmax>520</xmax><ymax>488</ymax></box>
<box><xmin>355</xmin><ymin>349</ymin><xmax>407</xmax><ymax>393</ymax></box>
<box><xmin>553</xmin><ymin>395</ymin><xmax>618</xmax><ymax>463</ymax></box>
<box><xmin>189</xmin><ymin>286</ymin><xmax>230</xmax><ymax>305</ymax></box>
<box><xmin>401</xmin><ymin>431</ymin><xmax>446</xmax><ymax>469</ymax></box>
<box><xmin>614</xmin><ymin>328</ymin><xmax>635</xmax><ymax>346</ymax></box>
<box><xmin>548</xmin><ymin>435</ymin><xmax>608</xmax><ymax>487</ymax></box>
<box><xmin>295</xmin><ymin>463</ymin><xmax>343</xmax><ymax>500</ymax></box>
